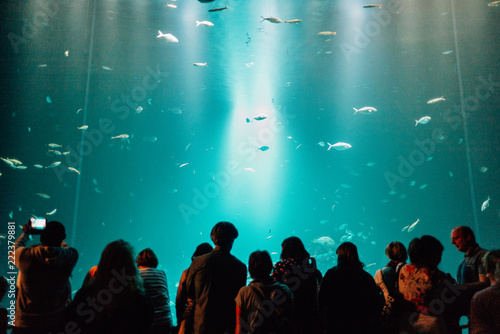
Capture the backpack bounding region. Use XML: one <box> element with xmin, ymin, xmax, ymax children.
<box><xmin>248</xmin><ymin>284</ymin><xmax>293</xmax><ymax>334</ymax></box>
<box><xmin>380</xmin><ymin>263</ymin><xmax>416</xmax><ymax>333</ymax></box>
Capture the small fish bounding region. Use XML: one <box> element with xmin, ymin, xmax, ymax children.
<box><xmin>427</xmin><ymin>96</ymin><xmax>445</xmax><ymax>104</ymax></box>
<box><xmin>37</xmin><ymin>64</ymin><xmax>47</xmax><ymax>67</ymax></box>
<box><xmin>353</xmin><ymin>106</ymin><xmax>377</xmax><ymax>115</ymax></box>
<box><xmin>319</xmin><ymin>219</ymin><xmax>328</xmax><ymax>225</ymax></box>
<box><xmin>196</xmin><ymin>20</ymin><xmax>214</xmax><ymax>27</ymax></box>
<box><xmin>136</xmin><ymin>106</ymin><xmax>143</xmax><ymax>113</ymax></box>
<box><xmin>284</xmin><ymin>19</ymin><xmax>302</xmax><ymax>23</ymax></box>
<box><xmin>46</xmin><ymin>209</ymin><xmax>57</xmax><ymax>215</ymax></box>
<box><xmin>46</xmin><ymin>161</ymin><xmax>62</xmax><ymax>168</ymax></box>
<box><xmin>76</xmin><ymin>108</ymin><xmax>82</xmax><ymax>114</ymax></box>
<box><xmin>488</xmin><ymin>1</ymin><xmax>500</xmax><ymax>6</ymax></box>
<box><xmin>185</xmin><ymin>143</ymin><xmax>191</xmax><ymax>151</ymax></box>
<box><xmin>318</xmin><ymin>31</ymin><xmax>336</xmax><ymax>36</ymax></box>
<box><xmin>68</xmin><ymin>167</ymin><xmax>80</xmax><ymax>175</ymax></box>
<box><xmin>419</xmin><ymin>184</ymin><xmax>428</xmax><ymax>189</ymax></box>
<box><xmin>62</xmin><ymin>151</ymin><xmax>70</xmax><ymax>155</ymax></box>
<box><xmin>46</xmin><ymin>96</ymin><xmax>52</xmax><ymax>103</ymax></box>
<box><xmin>209</xmin><ymin>6</ymin><xmax>228</xmax><ymax>12</ymax></box>
<box><xmin>481</xmin><ymin>196</ymin><xmax>490</xmax><ymax>212</ymax></box>
<box><xmin>16</xmin><ymin>165</ymin><xmax>27</xmax><ymax>169</ymax></box>
<box><xmin>179</xmin><ymin>163</ymin><xmax>189</xmax><ymax>168</ymax></box>
<box><xmin>48</xmin><ymin>143</ymin><xmax>62</xmax><ymax>148</ymax></box>
<box><xmin>340</xmin><ymin>183</ymin><xmax>351</xmax><ymax>189</ymax></box>
<box><xmin>253</xmin><ymin>114</ymin><xmax>268</xmax><ymax>121</ymax></box>
<box><xmin>111</xmin><ymin>134</ymin><xmax>129</xmax><ymax>140</ymax></box>
<box><xmin>193</xmin><ymin>62</ymin><xmax>208</xmax><ymax>67</ymax></box>
<box><xmin>102</xmin><ymin>66</ymin><xmax>112</xmax><ymax>71</ymax></box>
<box><xmin>33</xmin><ymin>164</ymin><xmax>44</xmax><ymax>168</ymax></box>
<box><xmin>407</xmin><ymin>219</ymin><xmax>419</xmax><ymax>232</ymax></box>
<box><xmin>1</xmin><ymin>158</ymin><xmax>17</xmax><ymax>168</ymax></box>
<box><xmin>48</xmin><ymin>150</ymin><xmax>62</xmax><ymax>156</ymax></box>
<box><xmin>77</xmin><ymin>125</ymin><xmax>89</xmax><ymax>130</ymax></box>
<box><xmin>266</xmin><ymin>235</ymin><xmax>273</xmax><ymax>240</ymax></box>
<box><xmin>363</xmin><ymin>4</ymin><xmax>382</xmax><ymax>8</ymax></box>
<box><xmin>442</xmin><ymin>50</ymin><xmax>453</xmax><ymax>55</ymax></box>
<box><xmin>480</xmin><ymin>166</ymin><xmax>488</xmax><ymax>173</ymax></box>
<box><xmin>327</xmin><ymin>142</ymin><xmax>352</xmax><ymax>151</ymax></box>
<box><xmin>157</xmin><ymin>31</ymin><xmax>179</xmax><ymax>43</ymax></box>
<box><xmin>256</xmin><ymin>146</ymin><xmax>270</xmax><ymax>152</ymax></box>
<box><xmin>243</xmin><ymin>167</ymin><xmax>256</xmax><ymax>172</ymax></box>
<box><xmin>367</xmin><ymin>162</ymin><xmax>376</xmax><ymax>167</ymax></box>
<box><xmin>261</xmin><ymin>16</ymin><xmax>283</xmax><ymax>23</ymax></box>
<box><xmin>318</xmin><ymin>141</ymin><xmax>326</xmax><ymax>147</ymax></box>
<box><xmin>313</xmin><ymin>236</ymin><xmax>335</xmax><ymax>246</ymax></box>
<box><xmin>415</xmin><ymin>116</ymin><xmax>431</xmax><ymax>126</ymax></box>
<box><xmin>64</xmin><ymin>50</ymin><xmax>69</xmax><ymax>57</ymax></box>
<box><xmin>36</xmin><ymin>193</ymin><xmax>51</xmax><ymax>199</ymax></box>
<box><xmin>166</xmin><ymin>3</ymin><xmax>177</xmax><ymax>8</ymax></box>
<box><xmin>401</xmin><ymin>225</ymin><xmax>409</xmax><ymax>232</ymax></box>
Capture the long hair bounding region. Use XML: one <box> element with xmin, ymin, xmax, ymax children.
<box><xmin>280</xmin><ymin>236</ymin><xmax>310</xmax><ymax>261</ymax></box>
<box><xmin>92</xmin><ymin>240</ymin><xmax>143</xmax><ymax>294</ymax></box>
<box><xmin>336</xmin><ymin>242</ymin><xmax>363</xmax><ymax>268</ymax></box>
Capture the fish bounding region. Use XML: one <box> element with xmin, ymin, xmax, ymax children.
<box><xmin>68</xmin><ymin>167</ymin><xmax>80</xmax><ymax>175</ymax></box>
<box><xmin>481</xmin><ymin>196</ymin><xmax>490</xmax><ymax>211</ymax></box>
<box><xmin>318</xmin><ymin>31</ymin><xmax>336</xmax><ymax>36</ymax></box>
<box><xmin>77</xmin><ymin>125</ymin><xmax>89</xmax><ymax>130</ymax></box>
<box><xmin>488</xmin><ymin>1</ymin><xmax>500</xmax><ymax>6</ymax></box>
<box><xmin>196</xmin><ymin>21</ymin><xmax>214</xmax><ymax>27</ymax></box>
<box><xmin>111</xmin><ymin>134</ymin><xmax>129</xmax><ymax>140</ymax></box>
<box><xmin>179</xmin><ymin>163</ymin><xmax>189</xmax><ymax>168</ymax></box>
<box><xmin>442</xmin><ymin>51</ymin><xmax>453</xmax><ymax>55</ymax></box>
<box><xmin>193</xmin><ymin>62</ymin><xmax>208</xmax><ymax>67</ymax></box>
<box><xmin>401</xmin><ymin>225</ymin><xmax>409</xmax><ymax>232</ymax></box>
<box><xmin>327</xmin><ymin>142</ymin><xmax>352</xmax><ymax>151</ymax></box>
<box><xmin>419</xmin><ymin>184</ymin><xmax>428</xmax><ymax>189</ymax></box>
<box><xmin>367</xmin><ymin>162</ymin><xmax>376</xmax><ymax>167</ymax></box>
<box><xmin>46</xmin><ymin>161</ymin><xmax>62</xmax><ymax>168</ymax></box>
<box><xmin>102</xmin><ymin>66</ymin><xmax>112</xmax><ymax>71</ymax></box>
<box><xmin>265</xmin><ymin>235</ymin><xmax>273</xmax><ymax>240</ymax></box>
<box><xmin>247</xmin><ymin>114</ymin><xmax>268</xmax><ymax>123</ymax></box>
<box><xmin>256</xmin><ymin>146</ymin><xmax>270</xmax><ymax>152</ymax></box>
<box><xmin>209</xmin><ymin>6</ymin><xmax>228</xmax><ymax>12</ymax></box>
<box><xmin>37</xmin><ymin>64</ymin><xmax>47</xmax><ymax>67</ymax></box>
<box><xmin>319</xmin><ymin>219</ymin><xmax>328</xmax><ymax>225</ymax></box>
<box><xmin>261</xmin><ymin>16</ymin><xmax>283</xmax><ymax>23</ymax></box>
<box><xmin>407</xmin><ymin>219</ymin><xmax>419</xmax><ymax>232</ymax></box>
<box><xmin>415</xmin><ymin>116</ymin><xmax>431</xmax><ymax>126</ymax></box>
<box><xmin>243</xmin><ymin>167</ymin><xmax>256</xmax><ymax>172</ymax></box>
<box><xmin>62</xmin><ymin>151</ymin><xmax>70</xmax><ymax>155</ymax></box>
<box><xmin>36</xmin><ymin>193</ymin><xmax>51</xmax><ymax>199</ymax></box>
<box><xmin>157</xmin><ymin>31</ymin><xmax>179</xmax><ymax>43</ymax></box>
<box><xmin>353</xmin><ymin>106</ymin><xmax>377</xmax><ymax>115</ymax></box>
<box><xmin>480</xmin><ymin>167</ymin><xmax>488</xmax><ymax>173</ymax></box>
<box><xmin>427</xmin><ymin>96</ymin><xmax>445</xmax><ymax>104</ymax></box>
<box><xmin>64</xmin><ymin>50</ymin><xmax>69</xmax><ymax>57</ymax></box>
<box><xmin>313</xmin><ymin>236</ymin><xmax>335</xmax><ymax>246</ymax></box>
<box><xmin>46</xmin><ymin>209</ymin><xmax>57</xmax><ymax>215</ymax></box>
<box><xmin>46</xmin><ymin>96</ymin><xmax>52</xmax><ymax>103</ymax></box>
<box><xmin>166</xmin><ymin>3</ymin><xmax>177</xmax><ymax>8</ymax></box>
<box><xmin>284</xmin><ymin>19</ymin><xmax>303</xmax><ymax>23</ymax></box>
<box><xmin>338</xmin><ymin>223</ymin><xmax>347</xmax><ymax>230</ymax></box>
<box><xmin>33</xmin><ymin>164</ymin><xmax>44</xmax><ymax>168</ymax></box>
<box><xmin>1</xmin><ymin>158</ymin><xmax>17</xmax><ymax>168</ymax></box>
<box><xmin>48</xmin><ymin>150</ymin><xmax>62</xmax><ymax>155</ymax></box>
<box><xmin>48</xmin><ymin>143</ymin><xmax>62</xmax><ymax>148</ymax></box>
<box><xmin>16</xmin><ymin>165</ymin><xmax>27</xmax><ymax>169</ymax></box>
<box><xmin>136</xmin><ymin>106</ymin><xmax>143</xmax><ymax>113</ymax></box>
<box><xmin>363</xmin><ymin>4</ymin><xmax>382</xmax><ymax>8</ymax></box>
<box><xmin>409</xmin><ymin>180</ymin><xmax>416</xmax><ymax>186</ymax></box>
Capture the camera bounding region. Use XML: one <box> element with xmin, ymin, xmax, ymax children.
<box><xmin>30</xmin><ymin>217</ymin><xmax>46</xmax><ymax>234</ymax></box>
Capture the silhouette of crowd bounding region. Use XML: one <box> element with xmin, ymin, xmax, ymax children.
<box><xmin>3</xmin><ymin>220</ymin><xmax>499</xmax><ymax>334</ymax></box>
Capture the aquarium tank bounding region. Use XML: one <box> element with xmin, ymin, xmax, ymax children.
<box><xmin>1</xmin><ymin>0</ymin><xmax>499</xmax><ymax>329</ymax></box>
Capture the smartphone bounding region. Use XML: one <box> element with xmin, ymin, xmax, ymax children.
<box><xmin>30</xmin><ymin>217</ymin><xmax>47</xmax><ymax>230</ymax></box>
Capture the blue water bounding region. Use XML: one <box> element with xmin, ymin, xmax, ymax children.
<box><xmin>1</xmin><ymin>0</ymin><xmax>499</xmax><ymax>326</ymax></box>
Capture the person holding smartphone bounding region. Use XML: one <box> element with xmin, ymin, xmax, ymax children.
<box><xmin>13</xmin><ymin>219</ymin><xmax>78</xmax><ymax>334</ymax></box>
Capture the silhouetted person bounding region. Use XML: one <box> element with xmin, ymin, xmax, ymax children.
<box><xmin>13</xmin><ymin>220</ymin><xmax>78</xmax><ymax>334</ymax></box>
<box><xmin>319</xmin><ymin>242</ymin><xmax>383</xmax><ymax>334</ymax></box>
<box><xmin>137</xmin><ymin>248</ymin><xmax>173</xmax><ymax>334</ymax></box>
<box><xmin>67</xmin><ymin>239</ymin><xmax>154</xmax><ymax>333</ymax></box>
<box><xmin>470</xmin><ymin>250</ymin><xmax>500</xmax><ymax>334</ymax></box>
<box><xmin>236</xmin><ymin>250</ymin><xmax>294</xmax><ymax>334</ymax></box>
<box><xmin>272</xmin><ymin>236</ymin><xmax>322</xmax><ymax>334</ymax></box>
<box><xmin>176</xmin><ymin>243</ymin><xmax>213</xmax><ymax>334</ymax></box>
<box><xmin>185</xmin><ymin>222</ymin><xmax>247</xmax><ymax>334</ymax></box>
<box><xmin>399</xmin><ymin>235</ymin><xmax>459</xmax><ymax>334</ymax></box>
